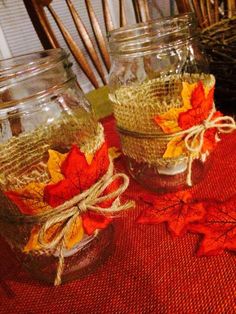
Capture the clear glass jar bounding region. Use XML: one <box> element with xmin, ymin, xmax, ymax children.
<box><xmin>108</xmin><ymin>13</ymin><xmax>212</xmax><ymax>193</ymax></box>
<box><xmin>0</xmin><ymin>49</ymin><xmax>115</xmax><ymax>285</ymax></box>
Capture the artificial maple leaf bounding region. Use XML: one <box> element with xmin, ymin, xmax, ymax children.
<box><xmin>5</xmin><ymin>182</ymin><xmax>50</xmax><ymax>215</ymax></box>
<box><xmin>189</xmin><ymin>195</ymin><xmax>236</xmax><ymax>256</ymax></box>
<box><xmin>108</xmin><ymin>146</ymin><xmax>121</xmax><ymax>160</ymax></box>
<box><xmin>201</xmin><ymin>111</ymin><xmax>222</xmax><ymax>153</ymax></box>
<box><xmin>81</xmin><ymin>211</ymin><xmax>111</xmax><ymax>235</ymax></box>
<box><xmin>47</xmin><ymin>149</ymin><xmax>67</xmax><ymax>183</ymax></box>
<box><xmin>137</xmin><ymin>190</ymin><xmax>206</xmax><ymax>237</ymax></box>
<box><xmin>24</xmin><ymin>215</ymin><xmax>84</xmax><ymax>252</ymax></box>
<box><xmin>154</xmin><ymin>80</ymin><xmax>221</xmax><ymax>159</ymax></box>
<box><xmin>163</xmin><ymin>135</ymin><xmax>186</xmax><ymax>158</ymax></box>
<box><xmin>23</xmin><ymin>225</ymin><xmax>41</xmax><ymax>252</ymax></box>
<box><xmin>63</xmin><ymin>215</ymin><xmax>84</xmax><ymax>249</ymax></box>
<box><xmin>79</xmin><ymin>178</ymin><xmax>122</xmax><ymax>235</ymax></box>
<box><xmin>44</xmin><ymin>143</ymin><xmax>109</xmax><ymax>207</ymax></box>
<box><xmin>98</xmin><ymin>177</ymin><xmax>122</xmax><ymax>209</ymax></box>
<box><xmin>178</xmin><ymin>81</ymin><xmax>214</xmax><ymax>130</ymax></box>
<box><xmin>154</xmin><ymin>82</ymin><xmax>196</xmax><ymax>134</ymax></box>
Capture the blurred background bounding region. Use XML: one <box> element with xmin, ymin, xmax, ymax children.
<box><xmin>0</xmin><ymin>1</ymin><xmax>178</xmax><ymax>92</ymax></box>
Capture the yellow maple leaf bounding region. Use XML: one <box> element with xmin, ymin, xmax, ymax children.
<box><xmin>108</xmin><ymin>146</ymin><xmax>121</xmax><ymax>160</ymax></box>
<box><xmin>84</xmin><ymin>146</ymin><xmax>121</xmax><ymax>165</ymax></box>
<box><xmin>64</xmin><ymin>215</ymin><xmax>84</xmax><ymax>249</ymax></box>
<box><xmin>47</xmin><ymin>149</ymin><xmax>67</xmax><ymax>183</ymax></box>
<box><xmin>164</xmin><ymin>135</ymin><xmax>200</xmax><ymax>159</ymax></box>
<box><xmin>84</xmin><ymin>153</ymin><xmax>94</xmax><ymax>165</ymax></box>
<box><xmin>24</xmin><ymin>216</ymin><xmax>84</xmax><ymax>252</ymax></box>
<box><xmin>163</xmin><ymin>136</ymin><xmax>186</xmax><ymax>158</ymax></box>
<box><xmin>23</xmin><ymin>225</ymin><xmax>41</xmax><ymax>253</ymax></box>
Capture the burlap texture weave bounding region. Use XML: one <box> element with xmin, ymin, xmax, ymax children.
<box><xmin>111</xmin><ymin>73</ymin><xmax>215</xmax><ymax>166</ymax></box>
<box><xmin>0</xmin><ymin>117</ymin><xmax>235</xmax><ymax>313</ymax></box>
<box><xmin>0</xmin><ymin>111</ymin><xmax>103</xmax><ymax>197</ymax></box>
<box><xmin>0</xmin><ymin>110</ymin><xmax>104</xmax><ymax>249</ymax></box>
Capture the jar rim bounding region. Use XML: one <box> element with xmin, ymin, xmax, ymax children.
<box><xmin>109</xmin><ymin>12</ymin><xmax>195</xmax><ymax>38</ymax></box>
<box><xmin>0</xmin><ymin>48</ymin><xmax>67</xmax><ymax>82</ymax></box>
<box><xmin>0</xmin><ymin>76</ymin><xmax>77</xmax><ymax>119</ymax></box>
<box><xmin>108</xmin><ymin>13</ymin><xmax>196</xmax><ymax>57</ymax></box>
<box><xmin>0</xmin><ymin>48</ymin><xmax>76</xmax><ymax>112</ymax></box>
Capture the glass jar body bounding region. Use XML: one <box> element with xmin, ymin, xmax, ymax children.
<box><xmin>108</xmin><ymin>14</ymin><xmax>211</xmax><ymax>193</ymax></box>
<box><xmin>0</xmin><ymin>49</ymin><xmax>114</xmax><ymax>284</ymax></box>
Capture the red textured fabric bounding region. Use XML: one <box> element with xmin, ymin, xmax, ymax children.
<box><xmin>0</xmin><ymin>116</ymin><xmax>236</xmax><ymax>313</ymax></box>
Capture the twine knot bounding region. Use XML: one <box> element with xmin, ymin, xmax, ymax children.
<box><xmin>178</xmin><ymin>109</ymin><xmax>236</xmax><ymax>186</ymax></box>
<box><xmin>182</xmin><ymin>109</ymin><xmax>236</xmax><ymax>155</ymax></box>
<box><xmin>78</xmin><ymin>201</ymin><xmax>87</xmax><ymax>212</ymax></box>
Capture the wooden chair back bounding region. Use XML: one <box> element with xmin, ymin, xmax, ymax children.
<box><xmin>23</xmin><ymin>0</ymin><xmax>151</xmax><ymax>91</ymax></box>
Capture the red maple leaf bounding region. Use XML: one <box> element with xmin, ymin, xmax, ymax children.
<box><xmin>201</xmin><ymin>111</ymin><xmax>222</xmax><ymax>153</ymax></box>
<box><xmin>44</xmin><ymin>143</ymin><xmax>109</xmax><ymax>207</ymax></box>
<box><xmin>189</xmin><ymin>195</ymin><xmax>236</xmax><ymax>256</ymax></box>
<box><xmin>137</xmin><ymin>190</ymin><xmax>206</xmax><ymax>237</ymax></box>
<box><xmin>178</xmin><ymin>81</ymin><xmax>214</xmax><ymax>130</ymax></box>
<box><xmin>81</xmin><ymin>211</ymin><xmax>111</xmax><ymax>235</ymax></box>
<box><xmin>81</xmin><ymin>178</ymin><xmax>122</xmax><ymax>234</ymax></box>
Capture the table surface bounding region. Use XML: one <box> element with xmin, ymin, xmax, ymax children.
<box><xmin>0</xmin><ymin>116</ymin><xmax>235</xmax><ymax>314</ymax></box>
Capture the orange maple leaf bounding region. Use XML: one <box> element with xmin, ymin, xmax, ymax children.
<box><xmin>5</xmin><ymin>182</ymin><xmax>50</xmax><ymax>215</ymax></box>
<box><xmin>154</xmin><ymin>82</ymin><xmax>197</xmax><ymax>134</ymax></box>
<box><xmin>154</xmin><ymin>80</ymin><xmax>218</xmax><ymax>158</ymax></box>
<box><xmin>137</xmin><ymin>190</ymin><xmax>206</xmax><ymax>237</ymax></box>
<box><xmin>47</xmin><ymin>149</ymin><xmax>67</xmax><ymax>183</ymax></box>
<box><xmin>6</xmin><ymin>143</ymin><xmax>116</xmax><ymax>252</ymax></box>
<box><xmin>178</xmin><ymin>81</ymin><xmax>214</xmax><ymax>130</ymax></box>
<box><xmin>24</xmin><ymin>215</ymin><xmax>84</xmax><ymax>252</ymax></box>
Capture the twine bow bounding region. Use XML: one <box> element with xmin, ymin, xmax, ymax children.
<box><xmin>183</xmin><ymin>109</ymin><xmax>236</xmax><ymax>154</ymax></box>
<box><xmin>174</xmin><ymin>109</ymin><xmax>236</xmax><ymax>186</ymax></box>
<box><xmin>35</xmin><ymin>159</ymin><xmax>134</xmax><ymax>285</ymax></box>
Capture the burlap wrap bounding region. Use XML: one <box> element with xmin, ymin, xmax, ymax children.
<box><xmin>110</xmin><ymin>73</ymin><xmax>215</xmax><ymax>166</ymax></box>
<box><xmin>0</xmin><ymin>111</ymin><xmax>104</xmax><ymax>249</ymax></box>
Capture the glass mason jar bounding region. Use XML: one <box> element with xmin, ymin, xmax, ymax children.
<box><xmin>108</xmin><ymin>13</ymin><xmax>213</xmax><ymax>193</ymax></box>
<box><xmin>0</xmin><ymin>49</ymin><xmax>117</xmax><ymax>285</ymax></box>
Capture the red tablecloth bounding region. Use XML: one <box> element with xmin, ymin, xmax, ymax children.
<box><xmin>0</xmin><ymin>117</ymin><xmax>236</xmax><ymax>313</ymax></box>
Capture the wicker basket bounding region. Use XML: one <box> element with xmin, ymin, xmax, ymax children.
<box><xmin>175</xmin><ymin>0</ymin><xmax>236</xmax><ymax>114</ymax></box>
<box><xmin>200</xmin><ymin>16</ymin><xmax>236</xmax><ymax>115</ymax></box>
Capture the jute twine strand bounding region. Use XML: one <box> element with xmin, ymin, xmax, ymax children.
<box><xmin>172</xmin><ymin>108</ymin><xmax>236</xmax><ymax>186</ymax></box>
<box><xmin>33</xmin><ymin>158</ymin><xmax>134</xmax><ymax>286</ymax></box>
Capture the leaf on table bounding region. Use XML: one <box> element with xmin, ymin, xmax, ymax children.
<box><xmin>81</xmin><ymin>211</ymin><xmax>111</xmax><ymax>235</ymax></box>
<box><xmin>137</xmin><ymin>190</ymin><xmax>206</xmax><ymax>237</ymax></box>
<box><xmin>189</xmin><ymin>195</ymin><xmax>236</xmax><ymax>256</ymax></box>
<box><xmin>5</xmin><ymin>182</ymin><xmax>50</xmax><ymax>215</ymax></box>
